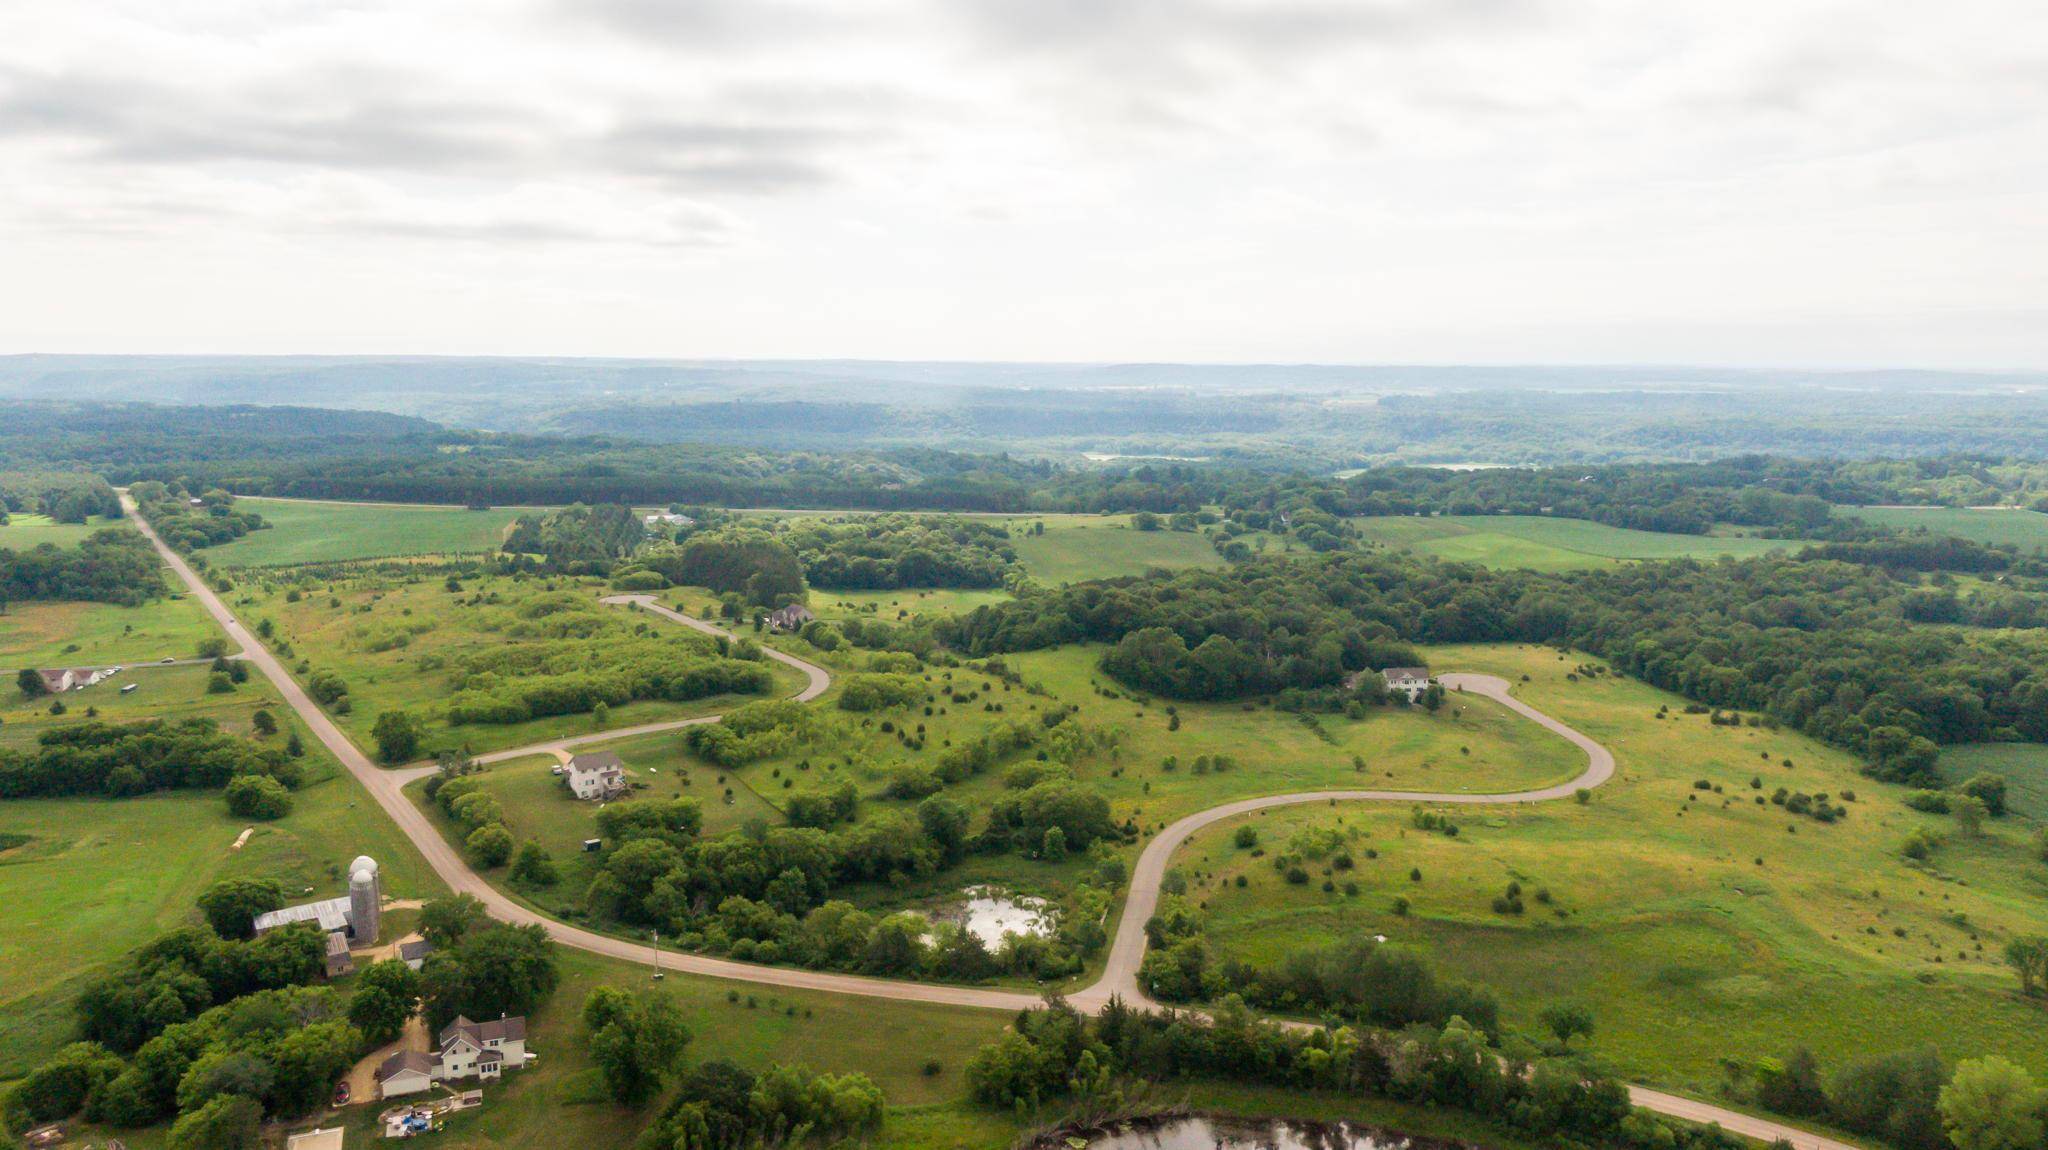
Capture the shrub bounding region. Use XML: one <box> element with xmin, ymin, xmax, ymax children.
<box><xmin>223</xmin><ymin>774</ymin><xmax>292</xmax><ymax>819</ymax></box>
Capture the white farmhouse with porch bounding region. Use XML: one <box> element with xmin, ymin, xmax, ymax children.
<box><xmin>374</xmin><ymin>1016</ymin><xmax>530</xmax><ymax>1099</ymax></box>
<box><xmin>566</xmin><ymin>751</ymin><xmax>627</xmax><ymax>801</ymax></box>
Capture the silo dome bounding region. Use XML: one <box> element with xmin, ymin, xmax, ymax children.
<box><xmin>350</xmin><ymin>855</ymin><xmax>378</xmax><ymax>876</ymax></box>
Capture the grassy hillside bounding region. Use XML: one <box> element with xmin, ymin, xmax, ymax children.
<box><xmin>209</xmin><ymin>498</ymin><xmax>529</xmax><ymax>566</ymax></box>
<box><xmin>1175</xmin><ymin>644</ymin><xmax>2048</xmax><ymax>1093</ymax></box>
<box><xmin>1352</xmin><ymin>515</ymin><xmax>1787</xmax><ymax>571</ymax></box>
<box><xmin>1842</xmin><ymin>505</ymin><xmax>2048</xmax><ymax>552</ymax></box>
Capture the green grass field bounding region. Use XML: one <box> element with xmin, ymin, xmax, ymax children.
<box><xmin>1174</xmin><ymin>644</ymin><xmax>2048</xmax><ymax>1093</ymax></box>
<box><xmin>1010</xmin><ymin>516</ymin><xmax>1225</xmax><ymax>583</ymax></box>
<box><xmin>236</xmin><ymin>573</ymin><xmax>805</xmax><ymax>757</ymax></box>
<box><xmin>0</xmin><ymin>513</ymin><xmax>122</xmax><ymax>551</ymax></box>
<box><xmin>1941</xmin><ymin>744</ymin><xmax>2048</xmax><ymax>820</ymax></box>
<box><xmin>0</xmin><ymin>671</ymin><xmax>442</xmax><ymax>1074</ymax></box>
<box><xmin>1841</xmin><ymin>506</ymin><xmax>2048</xmax><ymax>552</ymax></box>
<box><xmin>0</xmin><ymin>579</ymin><xmax>223</xmax><ymax>669</ymax></box>
<box><xmin>208</xmin><ymin>498</ymin><xmax>529</xmax><ymax>566</ymax></box>
<box><xmin>1351</xmin><ymin>516</ymin><xmax>1788</xmax><ymax>571</ymax></box>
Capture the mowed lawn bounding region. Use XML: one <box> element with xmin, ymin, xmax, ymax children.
<box><xmin>1841</xmin><ymin>505</ymin><xmax>2048</xmax><ymax>552</ymax></box>
<box><xmin>0</xmin><ymin>579</ymin><xmax>223</xmax><ymax>669</ymax></box>
<box><xmin>1941</xmin><ymin>744</ymin><xmax>2048</xmax><ymax>820</ymax></box>
<box><xmin>1174</xmin><ymin>644</ymin><xmax>2048</xmax><ymax>1092</ymax></box>
<box><xmin>208</xmin><ymin>498</ymin><xmax>529</xmax><ymax>566</ymax></box>
<box><xmin>0</xmin><ymin>672</ymin><xmax>442</xmax><ymax>1073</ymax></box>
<box><xmin>1351</xmin><ymin>515</ymin><xmax>1788</xmax><ymax>571</ymax></box>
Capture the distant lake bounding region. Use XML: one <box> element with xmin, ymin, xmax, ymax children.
<box><xmin>1066</xmin><ymin>1115</ymin><xmax>1477</xmax><ymax>1150</ymax></box>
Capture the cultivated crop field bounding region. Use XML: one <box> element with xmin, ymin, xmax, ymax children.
<box><xmin>207</xmin><ymin>498</ymin><xmax>530</xmax><ymax>566</ymax></box>
<box><xmin>234</xmin><ymin>572</ymin><xmax>805</xmax><ymax>757</ymax></box>
<box><xmin>1008</xmin><ymin>515</ymin><xmax>1226</xmax><ymax>582</ymax></box>
<box><xmin>1172</xmin><ymin>644</ymin><xmax>2048</xmax><ymax>1092</ymax></box>
<box><xmin>1941</xmin><ymin>743</ymin><xmax>2048</xmax><ymax>820</ymax></box>
<box><xmin>1351</xmin><ymin>515</ymin><xmax>1788</xmax><ymax>571</ymax></box>
<box><xmin>1841</xmin><ymin>505</ymin><xmax>2048</xmax><ymax>552</ymax></box>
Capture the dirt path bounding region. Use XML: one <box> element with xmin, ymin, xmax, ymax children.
<box><xmin>124</xmin><ymin>496</ymin><xmax>1858</xmax><ymax>1150</ymax></box>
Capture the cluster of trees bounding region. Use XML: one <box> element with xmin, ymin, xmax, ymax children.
<box><xmin>964</xmin><ymin>998</ymin><xmax>1734</xmax><ymax>1150</ymax></box>
<box><xmin>0</xmin><ymin>719</ymin><xmax>301</xmax><ymax>801</ymax></box>
<box><xmin>781</xmin><ymin>514</ymin><xmax>1017</xmax><ymax>589</ymax></box>
<box><xmin>640</xmin><ymin>529</ymin><xmax>806</xmax><ymax>605</ymax></box>
<box><xmin>408</xmin><ymin>896</ymin><xmax>561</xmax><ymax>1029</ymax></box>
<box><xmin>633</xmin><ymin>1058</ymin><xmax>886</xmax><ymax>1149</ymax></box>
<box><xmin>0</xmin><ymin>525</ymin><xmax>165</xmax><ymax>605</ymax></box>
<box><xmin>944</xmin><ymin>551</ymin><xmax>2048</xmax><ymax>782</ymax></box>
<box><xmin>579</xmin><ymin>787</ymin><xmax>1119</xmax><ymax>983</ymax></box>
<box><xmin>1139</xmin><ymin>925</ymin><xmax>1501</xmax><ymax>1037</ymax></box>
<box><xmin>502</xmin><ymin>503</ymin><xmax>646</xmax><ymax>572</ymax></box>
<box><xmin>129</xmin><ymin>481</ymin><xmax>267</xmax><ymax>552</ymax></box>
<box><xmin>1741</xmin><ymin>1043</ymin><xmax>2048</xmax><ymax>1150</ymax></box>
<box><xmin>0</xmin><ymin>470</ymin><xmax>122</xmax><ymax>523</ymax></box>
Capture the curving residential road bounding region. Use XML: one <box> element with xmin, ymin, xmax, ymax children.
<box><xmin>123</xmin><ymin>497</ymin><xmax>1857</xmax><ymax>1150</ymax></box>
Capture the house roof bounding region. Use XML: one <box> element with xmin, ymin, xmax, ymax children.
<box><xmin>439</xmin><ymin>1015</ymin><xmax>527</xmax><ymax>1048</ymax></box>
<box><xmin>376</xmin><ymin>1049</ymin><xmax>435</xmax><ymax>1081</ymax></box>
<box><xmin>1379</xmin><ymin>666</ymin><xmax>1431</xmax><ymax>681</ymax></box>
<box><xmin>399</xmin><ymin>939</ymin><xmax>433</xmax><ymax>962</ymax></box>
<box><xmin>568</xmin><ymin>752</ymin><xmax>623</xmax><ymax>775</ymax></box>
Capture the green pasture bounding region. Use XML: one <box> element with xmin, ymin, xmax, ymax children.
<box><xmin>1174</xmin><ymin>644</ymin><xmax>2048</xmax><ymax>1093</ymax></box>
<box><xmin>1940</xmin><ymin>743</ymin><xmax>2048</xmax><ymax>820</ymax></box>
<box><xmin>208</xmin><ymin>498</ymin><xmax>528</xmax><ymax>566</ymax></box>
<box><xmin>0</xmin><ymin>579</ymin><xmax>222</xmax><ymax>669</ymax></box>
<box><xmin>1351</xmin><ymin>515</ymin><xmax>1787</xmax><ymax>571</ymax></box>
<box><xmin>1841</xmin><ymin>505</ymin><xmax>2048</xmax><ymax>552</ymax></box>
<box><xmin>235</xmin><ymin>573</ymin><xmax>805</xmax><ymax>757</ymax></box>
<box><xmin>1009</xmin><ymin>516</ymin><xmax>1225</xmax><ymax>583</ymax></box>
<box><xmin>0</xmin><ymin>513</ymin><xmax>121</xmax><ymax>551</ymax></box>
<box><xmin>0</xmin><ymin>663</ymin><xmax>272</xmax><ymax>747</ymax></box>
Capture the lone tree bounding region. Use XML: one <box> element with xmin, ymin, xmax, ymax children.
<box><xmin>1537</xmin><ymin>1002</ymin><xmax>1595</xmax><ymax>1051</ymax></box>
<box><xmin>197</xmin><ymin>877</ymin><xmax>287</xmax><ymax>940</ymax></box>
<box><xmin>17</xmin><ymin>668</ymin><xmax>46</xmax><ymax>698</ymax></box>
<box><xmin>2004</xmin><ymin>935</ymin><xmax>2048</xmax><ymax>997</ymax></box>
<box><xmin>372</xmin><ymin>710</ymin><xmax>426</xmax><ymax>764</ymax></box>
<box><xmin>1939</xmin><ymin>1056</ymin><xmax>2046</xmax><ymax>1150</ymax></box>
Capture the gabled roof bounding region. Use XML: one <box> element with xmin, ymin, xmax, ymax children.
<box><xmin>399</xmin><ymin>939</ymin><xmax>433</xmax><ymax>962</ymax></box>
<box><xmin>376</xmin><ymin>1049</ymin><xmax>435</xmax><ymax>1081</ymax></box>
<box><xmin>1379</xmin><ymin>666</ymin><xmax>1431</xmax><ymax>681</ymax></box>
<box><xmin>438</xmin><ymin>1015</ymin><xmax>527</xmax><ymax>1049</ymax></box>
<box><xmin>568</xmin><ymin>751</ymin><xmax>623</xmax><ymax>775</ymax></box>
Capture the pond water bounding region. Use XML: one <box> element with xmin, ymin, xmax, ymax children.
<box><xmin>956</xmin><ymin>886</ymin><xmax>1055</xmax><ymax>947</ymax></box>
<box><xmin>1070</xmin><ymin>1116</ymin><xmax>1466</xmax><ymax>1150</ymax></box>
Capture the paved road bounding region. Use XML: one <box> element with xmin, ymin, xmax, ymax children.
<box><xmin>123</xmin><ymin>497</ymin><xmax>1859</xmax><ymax>1150</ymax></box>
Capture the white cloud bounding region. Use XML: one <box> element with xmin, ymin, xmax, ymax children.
<box><xmin>0</xmin><ymin>0</ymin><xmax>2042</xmax><ymax>364</ymax></box>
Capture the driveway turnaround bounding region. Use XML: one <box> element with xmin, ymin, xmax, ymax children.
<box><xmin>124</xmin><ymin>496</ymin><xmax>1859</xmax><ymax>1150</ymax></box>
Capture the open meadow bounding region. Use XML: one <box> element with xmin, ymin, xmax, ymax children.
<box><xmin>1170</xmin><ymin>643</ymin><xmax>2048</xmax><ymax>1093</ymax></box>
<box><xmin>1009</xmin><ymin>515</ymin><xmax>1226</xmax><ymax>582</ymax></box>
<box><xmin>1840</xmin><ymin>505</ymin><xmax>2048</xmax><ymax>552</ymax></box>
<box><xmin>0</xmin><ymin>575</ymin><xmax>223</xmax><ymax>669</ymax></box>
<box><xmin>1941</xmin><ymin>743</ymin><xmax>2048</xmax><ymax>820</ymax></box>
<box><xmin>208</xmin><ymin>498</ymin><xmax>530</xmax><ymax>566</ymax></box>
<box><xmin>0</xmin><ymin>512</ymin><xmax>123</xmax><ymax>551</ymax></box>
<box><xmin>1351</xmin><ymin>515</ymin><xmax>1788</xmax><ymax>571</ymax></box>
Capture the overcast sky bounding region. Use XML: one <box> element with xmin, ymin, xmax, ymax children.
<box><xmin>2</xmin><ymin>0</ymin><xmax>2044</xmax><ymax>366</ymax></box>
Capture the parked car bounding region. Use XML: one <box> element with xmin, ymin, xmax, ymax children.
<box><xmin>333</xmin><ymin>1081</ymin><xmax>350</xmax><ymax>1106</ymax></box>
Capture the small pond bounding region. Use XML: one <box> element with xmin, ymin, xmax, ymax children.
<box><xmin>1065</xmin><ymin>1115</ymin><xmax>1473</xmax><ymax>1150</ymax></box>
<box><xmin>951</xmin><ymin>885</ymin><xmax>1055</xmax><ymax>947</ymax></box>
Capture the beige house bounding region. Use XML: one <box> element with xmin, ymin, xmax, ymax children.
<box><xmin>1380</xmin><ymin>666</ymin><xmax>1433</xmax><ymax>702</ymax></box>
<box><xmin>566</xmin><ymin>752</ymin><xmax>627</xmax><ymax>801</ymax></box>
